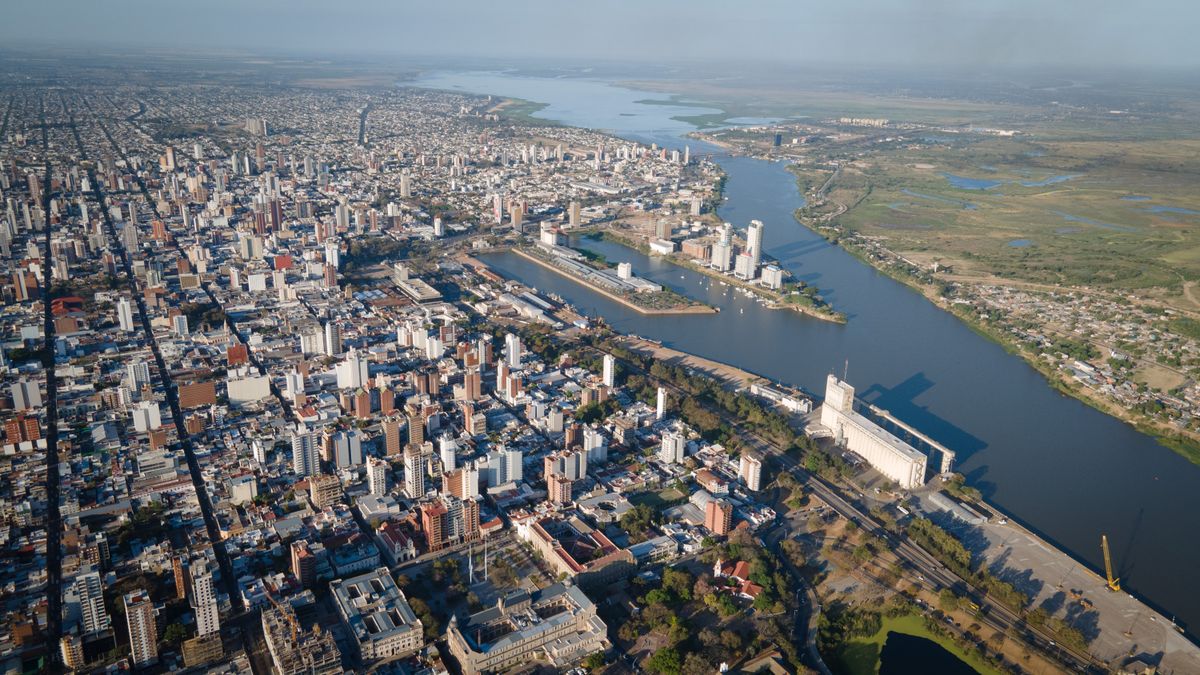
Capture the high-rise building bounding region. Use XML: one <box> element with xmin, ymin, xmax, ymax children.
<box><xmin>404</xmin><ymin>444</ymin><xmax>425</xmax><ymax>499</ymax></box>
<box><xmin>75</xmin><ymin>568</ymin><xmax>110</xmax><ymax>634</ymax></box>
<box><xmin>602</xmin><ymin>354</ymin><xmax>615</xmax><ymax>388</ymax></box>
<box><xmin>310</xmin><ymin>474</ymin><xmax>344</xmax><ymax>508</ymax></box>
<box><xmin>60</xmin><ymin>635</ymin><xmax>85</xmax><ymax>670</ymax></box>
<box><xmin>368</xmin><ymin>456</ymin><xmax>388</xmax><ymax>497</ymax></box>
<box><xmin>568</xmin><ymin>201</ymin><xmax>581</xmax><ymax>227</ymax></box>
<box><xmin>659</xmin><ymin>431</ymin><xmax>686</xmax><ymax>464</ymax></box>
<box><xmin>704</xmin><ymin>498</ymin><xmax>733</xmax><ymax>535</ymax></box>
<box><xmin>548</xmin><ymin>474</ymin><xmax>574</xmax><ymax>505</ymax></box>
<box><xmin>292</xmin><ymin>426</ymin><xmax>320</xmax><ymax>476</ymax></box>
<box><xmin>504</xmin><ymin>333</ymin><xmax>521</xmax><ymax>369</ymax></box>
<box><xmin>656</xmin><ymin>386</ymin><xmax>666</xmax><ymax>420</ymax></box>
<box><xmin>124</xmin><ymin>590</ymin><xmax>158</xmax><ymax>667</ymax></box>
<box><xmin>739</xmin><ymin>452</ymin><xmax>763</xmax><ymax>491</ymax></box>
<box><xmin>291</xmin><ymin>540</ymin><xmax>316</xmax><ymax>588</ymax></box>
<box><xmin>336</xmin><ymin>349</ymin><xmax>369</xmax><ymax>389</ymax></box>
<box><xmin>383</xmin><ymin>416</ymin><xmax>404</xmax><ymax>456</ymax></box>
<box><xmin>745</xmin><ymin>219</ymin><xmax>765</xmax><ymax>273</ymax></box>
<box><xmin>486</xmin><ymin>446</ymin><xmax>523</xmax><ymax>486</ymax></box>
<box><xmin>190</xmin><ymin>562</ymin><xmax>220</xmax><ymax>638</ymax></box>
<box><xmin>324</xmin><ymin>321</ymin><xmax>342</xmax><ymax>356</ymax></box>
<box><xmin>117</xmin><ymin>296</ymin><xmax>135</xmax><ymax>331</ymax></box>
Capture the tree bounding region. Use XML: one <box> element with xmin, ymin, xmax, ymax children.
<box><xmin>938</xmin><ymin>588</ymin><xmax>960</xmax><ymax>612</ymax></box>
<box><xmin>681</xmin><ymin>652</ymin><xmax>712</xmax><ymax>675</ymax></box>
<box><xmin>583</xmin><ymin>652</ymin><xmax>606</xmax><ymax>671</ymax></box>
<box><xmin>646</xmin><ymin>646</ymin><xmax>682</xmax><ymax>675</ymax></box>
<box><xmin>162</xmin><ymin>622</ymin><xmax>188</xmax><ymax>646</ymax></box>
<box><xmin>661</xmin><ymin>568</ymin><xmax>694</xmax><ymax>603</ymax></box>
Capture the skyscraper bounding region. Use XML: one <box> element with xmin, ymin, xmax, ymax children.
<box><xmin>117</xmin><ymin>296</ymin><xmax>135</xmax><ymax>332</ymax></box>
<box><xmin>404</xmin><ymin>444</ymin><xmax>425</xmax><ymax>499</ymax></box>
<box><xmin>704</xmin><ymin>498</ymin><xmax>733</xmax><ymax>536</ymax></box>
<box><xmin>745</xmin><ymin>219</ymin><xmax>765</xmax><ymax>273</ymax></box>
<box><xmin>124</xmin><ymin>590</ymin><xmax>158</xmax><ymax>667</ymax></box>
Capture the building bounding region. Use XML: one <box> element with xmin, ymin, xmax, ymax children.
<box><xmin>291</xmin><ymin>540</ymin><xmax>317</xmax><ymax>588</ymax></box>
<box><xmin>446</xmin><ymin>585</ymin><xmax>609</xmax><ymax>674</ymax></box>
<box><xmin>745</xmin><ymin>219</ymin><xmax>765</xmax><ymax>272</ymax></box>
<box><xmin>74</xmin><ymin>568</ymin><xmax>110</xmax><ymax>634</ymax></box>
<box><xmin>331</xmin><ymin>568</ymin><xmax>424</xmax><ymax>661</ymax></box>
<box><xmin>403</xmin><ymin>444</ymin><xmax>425</xmax><ymax>499</ymax></box>
<box><xmin>292</xmin><ymin>427</ymin><xmax>320</xmax><ymax>477</ymax></box>
<box><xmin>262</xmin><ymin>603</ymin><xmax>342</xmax><ymax>675</ymax></box>
<box><xmin>443</xmin><ymin>463</ymin><xmax>480</xmax><ymax>500</ymax></box>
<box><xmin>659</xmin><ymin>431</ymin><xmax>686</xmax><ymax>464</ymax></box>
<box><xmin>368</xmin><ymin>457</ymin><xmax>388</xmax><ymax>497</ymax></box>
<box><xmin>60</xmin><ymin>635</ymin><xmax>84</xmax><ymax>670</ymax></box>
<box><xmin>10</xmin><ymin>379</ymin><xmax>42</xmax><ymax>411</ymax></box>
<box><xmin>486</xmin><ymin>446</ymin><xmax>523</xmax><ymax>487</ymax></box>
<box><xmin>117</xmin><ymin>296</ymin><xmax>135</xmax><ymax>331</ymax></box>
<box><xmin>230</xmin><ymin>473</ymin><xmax>258</xmax><ymax>505</ymax></box>
<box><xmin>761</xmin><ymin>264</ymin><xmax>783</xmax><ymax>290</ymax></box>
<box><xmin>704</xmin><ymin>498</ymin><xmax>733</xmax><ymax>536</ymax></box>
<box><xmin>310</xmin><ymin>474</ymin><xmax>344</xmax><ymax>509</ymax></box>
<box><xmin>602</xmin><ymin>354</ymin><xmax>615</xmax><ymax>387</ymax></box>
<box><xmin>190</xmin><ymin>561</ymin><xmax>221</xmax><ymax>638</ymax></box>
<box><xmin>819</xmin><ymin>375</ymin><xmax>928</xmax><ymax>490</ymax></box>
<box><xmin>382</xmin><ymin>416</ymin><xmax>404</xmax><ymax>456</ymax></box>
<box><xmin>547</xmin><ymin>474</ymin><xmax>574</xmax><ymax>505</ymax></box>
<box><xmin>124</xmin><ymin>590</ymin><xmax>158</xmax><ymax>667</ymax></box>
<box><xmin>739</xmin><ymin>452</ymin><xmax>763</xmax><ymax>491</ymax></box>
<box><xmin>518</xmin><ymin>514</ymin><xmax>634</xmax><ymax>589</ymax></box>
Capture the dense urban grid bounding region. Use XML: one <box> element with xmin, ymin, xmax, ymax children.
<box><xmin>1</xmin><ymin>71</ymin><xmax>1197</xmax><ymax>675</ymax></box>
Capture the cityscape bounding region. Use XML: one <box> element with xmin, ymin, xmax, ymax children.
<box><xmin>2</xmin><ymin>2</ymin><xmax>1200</xmax><ymax>675</ymax></box>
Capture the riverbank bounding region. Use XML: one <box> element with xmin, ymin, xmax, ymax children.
<box><xmin>793</xmin><ymin>206</ymin><xmax>1200</xmax><ymax>465</ymax></box>
<box><xmin>591</xmin><ymin>229</ymin><xmax>847</xmax><ymax>324</ymax></box>
<box><xmin>509</xmin><ymin>247</ymin><xmax>717</xmax><ymax>316</ymax></box>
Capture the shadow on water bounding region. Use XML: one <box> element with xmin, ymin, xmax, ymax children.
<box><xmin>1118</xmin><ymin>507</ymin><xmax>1144</xmax><ymax>585</ymax></box>
<box><xmin>858</xmin><ymin>372</ymin><xmax>989</xmax><ymax>464</ymax></box>
<box><xmin>771</xmin><ymin>237</ymin><xmax>833</xmax><ymax>259</ymax></box>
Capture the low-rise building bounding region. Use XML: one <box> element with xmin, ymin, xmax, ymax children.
<box><xmin>447</xmin><ymin>584</ymin><xmax>608</xmax><ymax>674</ymax></box>
<box><xmin>331</xmin><ymin>567</ymin><xmax>424</xmax><ymax>662</ymax></box>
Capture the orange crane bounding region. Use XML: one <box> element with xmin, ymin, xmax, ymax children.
<box><xmin>1102</xmin><ymin>535</ymin><xmax>1121</xmax><ymax>592</ymax></box>
<box><xmin>264</xmin><ymin>587</ymin><xmax>298</xmax><ymax>641</ymax></box>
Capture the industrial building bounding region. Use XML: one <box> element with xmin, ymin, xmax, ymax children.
<box><xmin>817</xmin><ymin>374</ymin><xmax>929</xmax><ymax>489</ymax></box>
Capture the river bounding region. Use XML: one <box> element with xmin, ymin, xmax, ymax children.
<box><xmin>410</xmin><ymin>71</ymin><xmax>1200</xmax><ymax>634</ymax></box>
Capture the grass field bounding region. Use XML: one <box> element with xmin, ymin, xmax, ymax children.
<box><xmin>834</xmin><ymin>614</ymin><xmax>998</xmax><ymax>675</ymax></box>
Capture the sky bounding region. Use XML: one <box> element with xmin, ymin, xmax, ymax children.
<box><xmin>2</xmin><ymin>0</ymin><xmax>1196</xmax><ymax>70</ymax></box>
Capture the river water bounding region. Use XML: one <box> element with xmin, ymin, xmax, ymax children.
<box><xmin>411</xmin><ymin>71</ymin><xmax>1200</xmax><ymax>633</ymax></box>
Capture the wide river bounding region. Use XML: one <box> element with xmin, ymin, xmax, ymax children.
<box><xmin>412</xmin><ymin>71</ymin><xmax>1200</xmax><ymax>632</ymax></box>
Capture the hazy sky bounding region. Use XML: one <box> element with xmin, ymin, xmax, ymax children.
<box><xmin>3</xmin><ymin>0</ymin><xmax>1196</xmax><ymax>69</ymax></box>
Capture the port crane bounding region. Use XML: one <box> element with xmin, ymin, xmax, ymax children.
<box><xmin>1102</xmin><ymin>534</ymin><xmax>1121</xmax><ymax>592</ymax></box>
